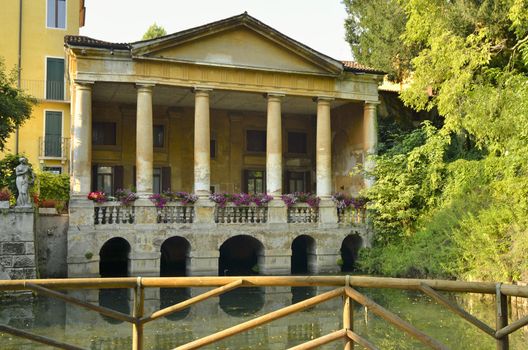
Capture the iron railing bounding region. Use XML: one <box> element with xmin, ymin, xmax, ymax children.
<box><xmin>39</xmin><ymin>137</ymin><xmax>70</xmax><ymax>159</ymax></box>
<box><xmin>19</xmin><ymin>80</ymin><xmax>69</xmax><ymax>101</ymax></box>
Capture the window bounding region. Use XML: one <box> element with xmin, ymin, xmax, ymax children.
<box><xmin>96</xmin><ymin>166</ymin><xmax>113</xmax><ymax>195</ymax></box>
<box><xmin>210</xmin><ymin>139</ymin><xmax>216</xmax><ymax>159</ymax></box>
<box><xmin>44</xmin><ymin>111</ymin><xmax>62</xmax><ymax>157</ymax></box>
<box><xmin>47</xmin><ymin>0</ymin><xmax>66</xmax><ymax>29</ymax></box>
<box><xmin>287</xmin><ymin>171</ymin><xmax>310</xmax><ymax>193</ymax></box>
<box><xmin>244</xmin><ymin>170</ymin><xmax>265</xmax><ymax>194</ymax></box>
<box><xmin>246</xmin><ymin>130</ymin><xmax>266</xmax><ymax>153</ymax></box>
<box><xmin>288</xmin><ymin>132</ymin><xmax>307</xmax><ymax>154</ymax></box>
<box><xmin>93</xmin><ymin>122</ymin><xmax>117</xmax><ymax>145</ymax></box>
<box><xmin>43</xmin><ymin>166</ymin><xmax>62</xmax><ymax>174</ymax></box>
<box><xmin>46</xmin><ymin>58</ymin><xmax>64</xmax><ymax>100</ymax></box>
<box><xmin>153</xmin><ymin>125</ymin><xmax>164</xmax><ymax>148</ymax></box>
<box><xmin>153</xmin><ymin>168</ymin><xmax>162</xmax><ymax>194</ymax></box>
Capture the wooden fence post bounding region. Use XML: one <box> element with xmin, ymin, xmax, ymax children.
<box><xmin>133</xmin><ymin>277</ymin><xmax>145</xmax><ymax>350</ymax></box>
<box><xmin>496</xmin><ymin>283</ymin><xmax>509</xmax><ymax>350</ymax></box>
<box><xmin>343</xmin><ymin>275</ymin><xmax>354</xmax><ymax>350</ymax></box>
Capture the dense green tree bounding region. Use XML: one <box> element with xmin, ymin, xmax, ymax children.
<box><xmin>142</xmin><ymin>23</ymin><xmax>167</xmax><ymax>40</ymax></box>
<box><xmin>0</xmin><ymin>58</ymin><xmax>36</xmax><ymax>151</ymax></box>
<box><xmin>343</xmin><ymin>0</ymin><xmax>416</xmax><ymax>82</ymax></box>
<box><xmin>348</xmin><ymin>0</ymin><xmax>528</xmax><ymax>282</ymax></box>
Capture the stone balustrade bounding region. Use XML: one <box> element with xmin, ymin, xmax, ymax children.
<box><xmin>337</xmin><ymin>207</ymin><xmax>367</xmax><ymax>225</ymax></box>
<box><xmin>214</xmin><ymin>203</ymin><xmax>268</xmax><ymax>224</ymax></box>
<box><xmin>156</xmin><ymin>203</ymin><xmax>194</xmax><ymax>224</ymax></box>
<box><xmin>94</xmin><ymin>202</ymin><xmax>135</xmax><ymax>225</ymax></box>
<box><xmin>287</xmin><ymin>204</ymin><xmax>319</xmax><ymax>224</ymax></box>
<box><xmin>90</xmin><ymin>200</ymin><xmax>366</xmax><ymax>227</ymax></box>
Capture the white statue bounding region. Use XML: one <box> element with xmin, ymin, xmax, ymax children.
<box><xmin>15</xmin><ymin>157</ymin><xmax>34</xmax><ymax>208</ymax></box>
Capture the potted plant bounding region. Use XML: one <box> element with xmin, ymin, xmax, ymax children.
<box><xmin>0</xmin><ymin>188</ymin><xmax>11</xmax><ymax>208</ymax></box>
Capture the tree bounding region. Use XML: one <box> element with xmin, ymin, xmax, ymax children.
<box><xmin>0</xmin><ymin>58</ymin><xmax>36</xmax><ymax>151</ymax></box>
<box><xmin>348</xmin><ymin>0</ymin><xmax>528</xmax><ymax>282</ymax></box>
<box><xmin>142</xmin><ymin>23</ymin><xmax>167</xmax><ymax>40</ymax></box>
<box><xmin>343</xmin><ymin>0</ymin><xmax>416</xmax><ymax>83</ymax></box>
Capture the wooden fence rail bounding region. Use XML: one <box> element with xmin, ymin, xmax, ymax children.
<box><xmin>0</xmin><ymin>276</ymin><xmax>527</xmax><ymax>350</ymax></box>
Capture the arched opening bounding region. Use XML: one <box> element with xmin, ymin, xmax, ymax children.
<box><xmin>218</xmin><ymin>235</ymin><xmax>265</xmax><ymax>317</ymax></box>
<box><xmin>99</xmin><ymin>237</ymin><xmax>130</xmax><ymax>277</ymax></box>
<box><xmin>99</xmin><ymin>237</ymin><xmax>131</xmax><ymax>323</ymax></box>
<box><xmin>160</xmin><ymin>236</ymin><xmax>190</xmax><ymax>277</ymax></box>
<box><xmin>291</xmin><ymin>235</ymin><xmax>316</xmax><ymax>275</ymax></box>
<box><xmin>341</xmin><ymin>234</ymin><xmax>363</xmax><ymax>272</ymax></box>
<box><xmin>160</xmin><ymin>236</ymin><xmax>191</xmax><ymax>320</ymax></box>
<box><xmin>218</xmin><ymin>235</ymin><xmax>264</xmax><ymax>276</ymax></box>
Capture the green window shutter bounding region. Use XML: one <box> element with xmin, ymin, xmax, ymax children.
<box><xmin>45</xmin><ymin>111</ymin><xmax>62</xmax><ymax>157</ymax></box>
<box><xmin>46</xmin><ymin>58</ymin><xmax>64</xmax><ymax>100</ymax></box>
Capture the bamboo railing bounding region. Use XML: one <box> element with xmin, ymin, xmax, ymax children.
<box><xmin>0</xmin><ymin>276</ymin><xmax>527</xmax><ymax>350</ymax></box>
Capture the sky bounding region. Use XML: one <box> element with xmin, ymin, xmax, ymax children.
<box><xmin>80</xmin><ymin>0</ymin><xmax>354</xmax><ymax>60</ymax></box>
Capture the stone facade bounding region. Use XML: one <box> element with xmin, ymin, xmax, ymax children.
<box><xmin>64</xmin><ymin>13</ymin><xmax>381</xmax><ymax>278</ymax></box>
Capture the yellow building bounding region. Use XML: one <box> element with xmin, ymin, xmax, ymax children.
<box><xmin>0</xmin><ymin>0</ymin><xmax>85</xmax><ymax>173</ymax></box>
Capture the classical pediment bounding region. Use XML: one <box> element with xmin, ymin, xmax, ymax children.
<box><xmin>131</xmin><ymin>13</ymin><xmax>343</xmax><ymax>76</ymax></box>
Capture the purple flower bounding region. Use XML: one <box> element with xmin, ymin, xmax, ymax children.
<box><xmin>149</xmin><ymin>193</ymin><xmax>168</xmax><ymax>208</ymax></box>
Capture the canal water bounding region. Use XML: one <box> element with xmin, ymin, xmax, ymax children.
<box><xmin>0</xmin><ymin>286</ymin><xmax>526</xmax><ymax>349</ymax></box>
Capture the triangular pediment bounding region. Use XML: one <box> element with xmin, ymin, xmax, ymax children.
<box><xmin>131</xmin><ymin>13</ymin><xmax>343</xmax><ymax>75</ymax></box>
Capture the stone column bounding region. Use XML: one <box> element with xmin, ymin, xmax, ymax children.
<box><xmin>316</xmin><ymin>97</ymin><xmax>333</xmax><ymax>198</ymax></box>
<box><xmin>316</xmin><ymin>97</ymin><xmax>338</xmax><ymax>225</ymax></box>
<box><xmin>266</xmin><ymin>94</ymin><xmax>283</xmax><ymax>196</ymax></box>
<box><xmin>193</xmin><ymin>88</ymin><xmax>215</xmax><ymax>225</ymax></box>
<box><xmin>266</xmin><ymin>94</ymin><xmax>288</xmax><ymax>225</ymax></box>
<box><xmin>194</xmin><ymin>88</ymin><xmax>212</xmax><ymax>197</ymax></box>
<box><xmin>136</xmin><ymin>84</ymin><xmax>154</xmax><ymax>197</ymax></box>
<box><xmin>363</xmin><ymin>102</ymin><xmax>379</xmax><ymax>188</ymax></box>
<box><xmin>71</xmin><ymin>81</ymin><xmax>93</xmax><ymax>198</ymax></box>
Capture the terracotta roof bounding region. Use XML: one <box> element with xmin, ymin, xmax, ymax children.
<box><xmin>64</xmin><ymin>35</ymin><xmax>130</xmax><ymax>50</ymax></box>
<box><xmin>341</xmin><ymin>60</ymin><xmax>385</xmax><ymax>75</ymax></box>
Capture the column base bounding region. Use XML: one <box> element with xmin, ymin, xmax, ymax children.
<box><xmin>267</xmin><ymin>199</ymin><xmax>287</xmax><ymax>224</ymax></box>
<box><xmin>318</xmin><ymin>199</ymin><xmax>338</xmax><ymax>227</ymax></box>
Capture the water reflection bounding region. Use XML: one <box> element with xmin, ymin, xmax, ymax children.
<box><xmin>159</xmin><ymin>288</ymin><xmax>191</xmax><ymax>321</ymax></box>
<box><xmin>291</xmin><ymin>286</ymin><xmax>316</xmax><ymax>307</ymax></box>
<box><xmin>0</xmin><ymin>286</ymin><xmax>526</xmax><ymax>349</ymax></box>
<box><xmin>219</xmin><ymin>287</ymin><xmax>265</xmax><ymax>317</ymax></box>
<box><xmin>99</xmin><ymin>289</ymin><xmax>130</xmax><ymax>324</ymax></box>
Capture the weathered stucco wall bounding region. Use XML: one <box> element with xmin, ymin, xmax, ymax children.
<box><xmin>332</xmin><ymin>102</ymin><xmax>366</xmax><ymax>195</ymax></box>
<box><xmin>36</xmin><ymin>214</ymin><xmax>69</xmax><ymax>278</ymax></box>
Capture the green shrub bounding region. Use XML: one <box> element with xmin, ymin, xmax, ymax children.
<box><xmin>0</xmin><ymin>153</ymin><xmax>32</xmax><ymax>197</ymax></box>
<box><xmin>36</xmin><ymin>171</ymin><xmax>70</xmax><ymax>202</ymax></box>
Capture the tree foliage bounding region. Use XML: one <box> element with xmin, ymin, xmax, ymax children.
<box><xmin>142</xmin><ymin>23</ymin><xmax>167</xmax><ymax>40</ymax></box>
<box><xmin>343</xmin><ymin>0</ymin><xmax>417</xmax><ymax>82</ymax></box>
<box><xmin>0</xmin><ymin>58</ymin><xmax>36</xmax><ymax>151</ymax></box>
<box><xmin>349</xmin><ymin>0</ymin><xmax>528</xmax><ymax>282</ymax></box>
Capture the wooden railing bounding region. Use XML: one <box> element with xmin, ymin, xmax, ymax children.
<box><xmin>214</xmin><ymin>204</ymin><xmax>268</xmax><ymax>224</ymax></box>
<box><xmin>287</xmin><ymin>203</ymin><xmax>318</xmax><ymax>223</ymax></box>
<box><xmin>1</xmin><ymin>276</ymin><xmax>526</xmax><ymax>350</ymax></box>
<box><xmin>337</xmin><ymin>207</ymin><xmax>366</xmax><ymax>225</ymax></box>
<box><xmin>94</xmin><ymin>202</ymin><xmax>135</xmax><ymax>225</ymax></box>
<box><xmin>157</xmin><ymin>203</ymin><xmax>194</xmax><ymax>224</ymax></box>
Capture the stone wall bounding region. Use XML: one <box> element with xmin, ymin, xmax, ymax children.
<box><xmin>35</xmin><ymin>214</ymin><xmax>69</xmax><ymax>278</ymax></box>
<box><xmin>0</xmin><ymin>209</ymin><xmax>36</xmax><ymax>280</ymax></box>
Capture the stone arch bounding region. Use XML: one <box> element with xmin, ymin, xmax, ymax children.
<box><xmin>159</xmin><ymin>236</ymin><xmax>191</xmax><ymax>321</ymax></box>
<box><xmin>340</xmin><ymin>234</ymin><xmax>363</xmax><ymax>272</ymax></box>
<box><xmin>291</xmin><ymin>235</ymin><xmax>316</xmax><ymax>275</ymax></box>
<box><xmin>99</xmin><ymin>237</ymin><xmax>131</xmax><ymax>324</ymax></box>
<box><xmin>218</xmin><ymin>235</ymin><xmax>264</xmax><ymax>276</ymax></box>
<box><xmin>160</xmin><ymin>236</ymin><xmax>191</xmax><ymax>277</ymax></box>
<box><xmin>99</xmin><ymin>237</ymin><xmax>131</xmax><ymax>277</ymax></box>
